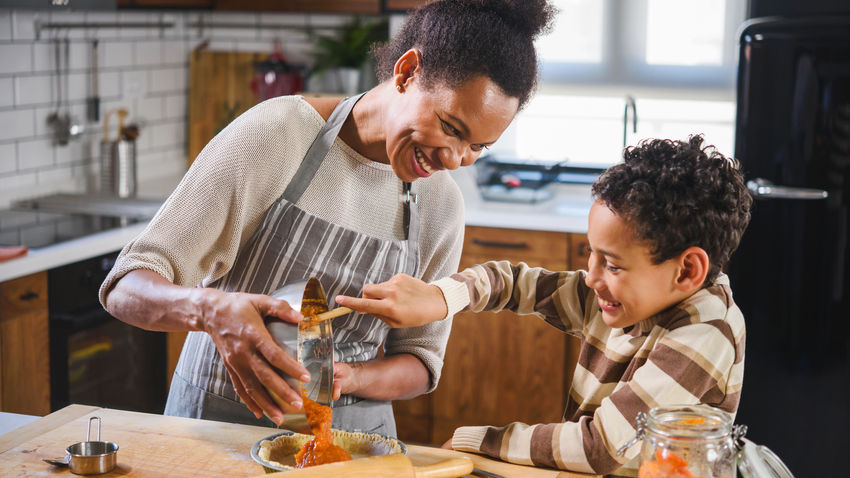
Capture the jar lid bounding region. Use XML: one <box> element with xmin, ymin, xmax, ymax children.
<box><xmin>737</xmin><ymin>438</ymin><xmax>796</xmax><ymax>478</ymax></box>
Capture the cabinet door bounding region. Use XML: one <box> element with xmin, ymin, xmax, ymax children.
<box><xmin>0</xmin><ymin>272</ymin><xmax>51</xmax><ymax>416</ymax></box>
<box><xmin>428</xmin><ymin>227</ymin><xmax>571</xmax><ymax>444</ymax></box>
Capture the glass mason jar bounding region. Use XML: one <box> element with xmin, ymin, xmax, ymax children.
<box><xmin>622</xmin><ymin>405</ymin><xmax>746</xmax><ymax>478</ymax></box>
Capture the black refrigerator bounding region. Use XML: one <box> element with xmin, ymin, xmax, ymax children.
<box><xmin>729</xmin><ymin>16</ymin><xmax>850</xmax><ymax>477</ymax></box>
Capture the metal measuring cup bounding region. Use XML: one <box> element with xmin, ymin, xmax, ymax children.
<box><xmin>266</xmin><ymin>278</ymin><xmax>335</xmax><ymax>406</ymax></box>
<box><xmin>43</xmin><ymin>416</ymin><xmax>119</xmax><ymax>475</ymax></box>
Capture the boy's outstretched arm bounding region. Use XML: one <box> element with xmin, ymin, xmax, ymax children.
<box><xmin>336</xmin><ymin>274</ymin><xmax>450</xmax><ymax>327</ymax></box>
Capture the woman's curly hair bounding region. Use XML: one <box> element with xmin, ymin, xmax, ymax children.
<box><xmin>591</xmin><ymin>135</ymin><xmax>753</xmax><ymax>285</ymax></box>
<box><xmin>371</xmin><ymin>0</ymin><xmax>556</xmax><ymax>108</ymax></box>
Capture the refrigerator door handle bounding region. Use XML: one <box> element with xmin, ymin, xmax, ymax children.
<box><xmin>747</xmin><ymin>178</ymin><xmax>829</xmax><ymax>200</ymax></box>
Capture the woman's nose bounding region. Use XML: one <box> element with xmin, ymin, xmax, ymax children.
<box><xmin>438</xmin><ymin>144</ymin><xmax>465</xmax><ymax>170</ymax></box>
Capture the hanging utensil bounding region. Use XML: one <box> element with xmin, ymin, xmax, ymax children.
<box><xmin>87</xmin><ymin>39</ymin><xmax>99</xmax><ymax>123</ymax></box>
<box><xmin>64</xmin><ymin>36</ymin><xmax>84</xmax><ymax>140</ymax></box>
<box><xmin>46</xmin><ymin>35</ymin><xmax>70</xmax><ymax>146</ymax></box>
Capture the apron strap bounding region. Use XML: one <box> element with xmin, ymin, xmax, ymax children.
<box><xmin>403</xmin><ymin>181</ymin><xmax>420</xmax><ymax>244</ymax></box>
<box><xmin>282</xmin><ymin>93</ymin><xmax>366</xmax><ymax>203</ymax></box>
<box><xmin>281</xmin><ymin>92</ymin><xmax>420</xmax><ymax>245</ymax></box>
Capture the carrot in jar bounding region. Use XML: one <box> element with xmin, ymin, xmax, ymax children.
<box><xmin>638</xmin><ymin>449</ymin><xmax>704</xmax><ymax>478</ymax></box>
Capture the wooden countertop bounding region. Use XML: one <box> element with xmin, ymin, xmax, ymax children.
<box><xmin>0</xmin><ymin>405</ymin><xmax>598</xmax><ymax>477</ymax></box>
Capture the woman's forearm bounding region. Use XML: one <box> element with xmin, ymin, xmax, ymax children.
<box><xmin>349</xmin><ymin>353</ymin><xmax>431</xmax><ymax>401</ymax></box>
<box><xmin>103</xmin><ymin>269</ymin><xmax>209</xmax><ymax>332</ymax></box>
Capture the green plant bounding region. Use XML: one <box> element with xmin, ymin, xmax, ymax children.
<box><xmin>307</xmin><ymin>17</ymin><xmax>389</xmax><ymax>76</ymax></box>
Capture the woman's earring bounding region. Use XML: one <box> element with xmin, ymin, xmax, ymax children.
<box><xmin>396</xmin><ymin>84</ymin><xmax>404</xmax><ymax>92</ymax></box>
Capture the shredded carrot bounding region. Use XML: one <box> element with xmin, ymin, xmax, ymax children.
<box><xmin>638</xmin><ymin>449</ymin><xmax>705</xmax><ymax>478</ymax></box>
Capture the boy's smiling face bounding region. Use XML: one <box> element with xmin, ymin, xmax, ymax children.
<box><xmin>584</xmin><ymin>200</ymin><xmax>692</xmax><ymax>329</ymax></box>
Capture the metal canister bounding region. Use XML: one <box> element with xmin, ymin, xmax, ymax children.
<box><xmin>100</xmin><ymin>109</ymin><xmax>137</xmax><ymax>198</ymax></box>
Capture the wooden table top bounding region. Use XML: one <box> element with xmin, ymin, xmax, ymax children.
<box><xmin>0</xmin><ymin>405</ymin><xmax>598</xmax><ymax>477</ymax></box>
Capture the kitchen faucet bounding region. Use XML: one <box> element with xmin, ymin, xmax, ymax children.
<box><xmin>623</xmin><ymin>95</ymin><xmax>637</xmax><ymax>148</ymax></box>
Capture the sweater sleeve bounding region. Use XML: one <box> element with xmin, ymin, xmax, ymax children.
<box><xmin>99</xmin><ymin>101</ymin><xmax>294</xmax><ymax>304</ymax></box>
<box><xmin>433</xmin><ymin>260</ymin><xmax>590</xmax><ymax>334</ymax></box>
<box><xmin>450</xmin><ymin>307</ymin><xmax>743</xmax><ymax>475</ymax></box>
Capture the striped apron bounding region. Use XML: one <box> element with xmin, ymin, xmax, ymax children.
<box><xmin>163</xmin><ymin>93</ymin><xmax>420</xmax><ymax>437</ymax></box>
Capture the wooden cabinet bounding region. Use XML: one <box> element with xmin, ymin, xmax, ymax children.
<box><xmin>117</xmin><ymin>0</ymin><xmax>213</xmax><ymax>7</ymax></box>
<box><xmin>215</xmin><ymin>0</ymin><xmax>380</xmax><ymax>13</ymax></box>
<box><xmin>0</xmin><ymin>272</ymin><xmax>51</xmax><ymax>416</ymax></box>
<box><xmin>394</xmin><ymin>227</ymin><xmax>590</xmax><ymax>445</ymax></box>
<box><xmin>384</xmin><ymin>0</ymin><xmax>429</xmax><ymax>11</ymax></box>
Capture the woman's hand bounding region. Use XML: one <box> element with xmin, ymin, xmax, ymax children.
<box><xmin>335</xmin><ymin>274</ymin><xmax>448</xmax><ymax>327</ymax></box>
<box><xmin>197</xmin><ymin>288</ymin><xmax>309</xmax><ymax>425</ymax></box>
<box><xmin>332</xmin><ymin>361</ymin><xmax>364</xmax><ymax>400</ymax></box>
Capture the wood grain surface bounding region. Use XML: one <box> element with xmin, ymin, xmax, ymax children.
<box><xmin>0</xmin><ymin>405</ymin><xmax>598</xmax><ymax>477</ymax></box>
<box><xmin>187</xmin><ymin>49</ymin><xmax>267</xmax><ymax>168</ymax></box>
<box><xmin>0</xmin><ymin>271</ymin><xmax>51</xmax><ymax>416</ymax></box>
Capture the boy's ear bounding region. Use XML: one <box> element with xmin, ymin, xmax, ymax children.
<box><xmin>674</xmin><ymin>246</ymin><xmax>710</xmax><ymax>291</ymax></box>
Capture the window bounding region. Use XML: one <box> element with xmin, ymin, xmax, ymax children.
<box><xmin>486</xmin><ymin>0</ymin><xmax>744</xmax><ymax>168</ymax></box>
<box><xmin>536</xmin><ymin>0</ymin><xmax>746</xmax><ymax>89</ymax></box>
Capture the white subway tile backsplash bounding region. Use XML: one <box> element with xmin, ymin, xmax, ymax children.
<box><xmin>120</xmin><ymin>69</ymin><xmax>149</xmax><ymax>99</ymax></box>
<box><xmin>0</xmin><ymin>11</ymin><xmax>12</xmax><ymax>42</ymax></box>
<box><xmin>0</xmin><ymin>143</ymin><xmax>16</xmax><ymax>175</ymax></box>
<box><xmin>66</xmin><ymin>72</ymin><xmax>90</xmax><ymax>102</ymax></box>
<box><xmin>102</xmin><ymin>42</ymin><xmax>134</xmax><ymax>68</ymax></box>
<box><xmin>37</xmin><ymin>164</ymin><xmax>77</xmax><ymax>185</ymax></box>
<box><xmin>163</xmin><ymin>93</ymin><xmax>185</xmax><ymax>120</ymax></box>
<box><xmin>161</xmin><ymin>40</ymin><xmax>188</xmax><ymax>65</ymax></box>
<box><xmin>149</xmin><ymin>67</ymin><xmax>184</xmax><ymax>94</ymax></box>
<box><xmin>0</xmin><ymin>109</ymin><xmax>35</xmax><ymax>142</ymax></box>
<box><xmin>17</xmin><ymin>138</ymin><xmax>55</xmax><ymax>170</ymax></box>
<box><xmin>48</xmin><ymin>11</ymin><xmax>87</xmax><ymax>40</ymax></box>
<box><xmin>54</xmin><ymin>137</ymin><xmax>95</xmax><ymax>166</ymax></box>
<box><xmin>84</xmin><ymin>11</ymin><xmax>122</xmax><ymax>41</ymax></box>
<box><xmin>0</xmin><ymin>171</ymin><xmax>37</xmax><ymax>197</ymax></box>
<box><xmin>0</xmin><ymin>78</ymin><xmax>13</xmax><ymax>108</ymax></box>
<box><xmin>0</xmin><ymin>44</ymin><xmax>32</xmax><ymax>75</ymax></box>
<box><xmin>137</xmin><ymin>96</ymin><xmax>165</xmax><ymax>122</ymax></box>
<box><xmin>0</xmin><ymin>8</ymin><xmax>345</xmax><ymax>206</ymax></box>
<box><xmin>11</xmin><ymin>11</ymin><xmax>41</xmax><ymax>42</ymax></box>
<box><xmin>14</xmin><ymin>75</ymin><xmax>54</xmax><ymax>107</ymax></box>
<box><xmin>136</xmin><ymin>40</ymin><xmax>163</xmax><ymax>66</ymax></box>
<box><xmin>32</xmin><ymin>42</ymin><xmax>54</xmax><ymax>73</ymax></box>
<box><xmin>98</xmin><ymin>71</ymin><xmax>121</xmax><ymax>98</ymax></box>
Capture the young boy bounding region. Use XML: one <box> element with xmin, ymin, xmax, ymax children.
<box><xmin>336</xmin><ymin>135</ymin><xmax>753</xmax><ymax>477</ymax></box>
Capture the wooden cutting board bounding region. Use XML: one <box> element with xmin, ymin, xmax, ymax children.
<box><xmin>187</xmin><ymin>49</ymin><xmax>267</xmax><ymax>168</ymax></box>
<box><xmin>0</xmin><ymin>405</ymin><xmax>599</xmax><ymax>477</ymax></box>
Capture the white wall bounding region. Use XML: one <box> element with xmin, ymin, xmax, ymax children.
<box><xmin>0</xmin><ymin>9</ymin><xmax>369</xmax><ymax>208</ymax></box>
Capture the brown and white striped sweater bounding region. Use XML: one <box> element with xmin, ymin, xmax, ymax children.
<box><xmin>432</xmin><ymin>261</ymin><xmax>746</xmax><ymax>477</ymax></box>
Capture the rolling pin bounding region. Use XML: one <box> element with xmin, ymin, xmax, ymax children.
<box><xmin>255</xmin><ymin>453</ymin><xmax>473</xmax><ymax>478</ymax></box>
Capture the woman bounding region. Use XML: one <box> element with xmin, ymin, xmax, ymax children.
<box><xmin>99</xmin><ymin>0</ymin><xmax>555</xmax><ymax>437</ymax></box>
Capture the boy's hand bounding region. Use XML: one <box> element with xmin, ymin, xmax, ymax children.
<box><xmin>335</xmin><ymin>274</ymin><xmax>448</xmax><ymax>327</ymax></box>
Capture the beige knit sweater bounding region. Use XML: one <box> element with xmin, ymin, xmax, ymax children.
<box><xmin>99</xmin><ymin>95</ymin><xmax>466</xmax><ymax>387</ymax></box>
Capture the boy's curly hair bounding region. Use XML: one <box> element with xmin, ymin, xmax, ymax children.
<box><xmin>591</xmin><ymin>135</ymin><xmax>753</xmax><ymax>285</ymax></box>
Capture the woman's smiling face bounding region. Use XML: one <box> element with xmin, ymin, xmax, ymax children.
<box><xmin>385</xmin><ymin>71</ymin><xmax>518</xmax><ymax>183</ymax></box>
<box><xmin>584</xmin><ymin>200</ymin><xmax>686</xmax><ymax>329</ymax></box>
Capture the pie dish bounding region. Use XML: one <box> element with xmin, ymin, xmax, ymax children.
<box><xmin>251</xmin><ymin>429</ymin><xmax>407</xmax><ymax>472</ymax></box>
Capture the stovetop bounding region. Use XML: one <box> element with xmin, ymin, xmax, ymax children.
<box><xmin>0</xmin><ymin>210</ymin><xmax>140</xmax><ymax>249</ymax></box>
<box><xmin>475</xmin><ymin>155</ymin><xmax>603</xmax><ymax>204</ymax></box>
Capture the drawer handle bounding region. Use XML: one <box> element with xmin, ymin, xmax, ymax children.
<box><xmin>19</xmin><ymin>291</ymin><xmax>40</xmax><ymax>301</ymax></box>
<box><xmin>472</xmin><ymin>239</ymin><xmax>529</xmax><ymax>249</ymax></box>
